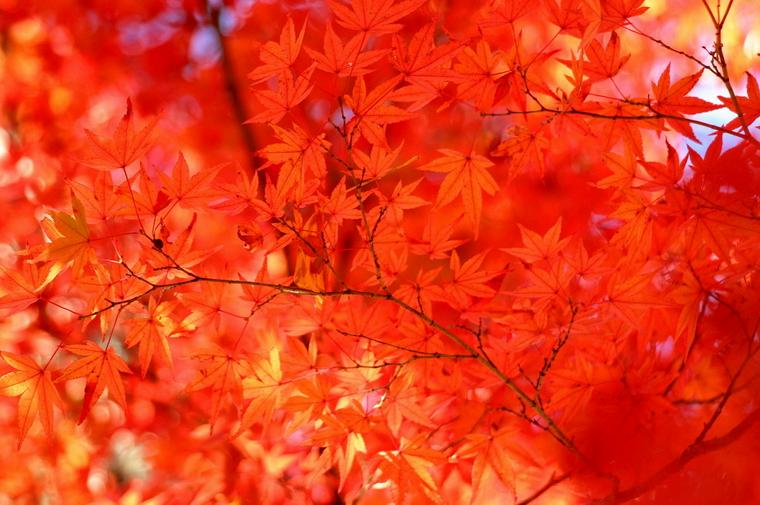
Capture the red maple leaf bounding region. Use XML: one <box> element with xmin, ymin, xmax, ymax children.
<box><xmin>420</xmin><ymin>149</ymin><xmax>499</xmax><ymax>233</ymax></box>
<box><xmin>327</xmin><ymin>0</ymin><xmax>427</xmax><ymax>35</ymax></box>
<box><xmin>81</xmin><ymin>99</ymin><xmax>158</xmax><ymax>170</ymax></box>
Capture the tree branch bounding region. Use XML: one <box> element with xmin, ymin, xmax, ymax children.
<box><xmin>207</xmin><ymin>3</ymin><xmax>261</xmax><ymax>174</ymax></box>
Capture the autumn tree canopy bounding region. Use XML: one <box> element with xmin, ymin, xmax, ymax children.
<box><xmin>1</xmin><ymin>0</ymin><xmax>760</xmax><ymax>503</ymax></box>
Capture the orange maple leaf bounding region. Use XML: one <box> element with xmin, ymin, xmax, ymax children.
<box><xmin>187</xmin><ymin>344</ymin><xmax>248</xmax><ymax>433</ymax></box>
<box><xmin>457</xmin><ymin>429</ymin><xmax>516</xmax><ymax>500</ymax></box>
<box><xmin>248</xmin><ymin>17</ymin><xmax>307</xmax><ymax>84</ymax></box>
<box><xmin>305</xmin><ymin>22</ymin><xmax>389</xmax><ymax>77</ymax></box>
<box><xmin>213</xmin><ymin>168</ymin><xmax>266</xmax><ymax>215</ymax></box>
<box><xmin>0</xmin><ymin>261</ymin><xmax>61</xmax><ymax>312</ymax></box>
<box><xmin>56</xmin><ymin>342</ymin><xmax>132</xmax><ymax>424</ymax></box>
<box><xmin>381</xmin><ymin>371</ymin><xmax>435</xmax><ymax>437</ymax></box>
<box><xmin>420</xmin><ymin>149</ymin><xmax>499</xmax><ymax>233</ymax></box>
<box><xmin>327</xmin><ymin>0</ymin><xmax>427</xmax><ymax>35</ymax></box>
<box><xmin>69</xmin><ymin>173</ymin><xmax>125</xmax><ymax>223</ymax></box>
<box><xmin>350</xmin><ymin>143</ymin><xmax>416</xmax><ymax>181</ymax></box>
<box><xmin>372</xmin><ymin>178</ymin><xmax>429</xmax><ymax>223</ymax></box>
<box><xmin>310</xmin><ymin>401</ymin><xmax>376</xmax><ymax>491</ymax></box>
<box><xmin>35</xmin><ymin>193</ymin><xmax>96</xmax><ymax>276</ymax></box>
<box><xmin>503</xmin><ymin>218</ymin><xmax>570</xmax><ymax>264</ymax></box>
<box><xmin>116</xmin><ymin>166</ymin><xmax>171</xmax><ymax>219</ymax></box>
<box><xmin>447</xmin><ymin>250</ymin><xmax>502</xmax><ymax>308</ymax></box>
<box><xmin>124</xmin><ymin>297</ymin><xmax>178</xmax><ymax>377</ymax></box>
<box><xmin>249</xmin><ymin>64</ymin><xmax>316</xmax><ymax>124</ymax></box>
<box><xmin>158</xmin><ymin>153</ymin><xmax>222</xmax><ymax>210</ymax></box>
<box><xmin>258</xmin><ymin>123</ymin><xmax>331</xmax><ymax>180</ymax></box>
<box><xmin>81</xmin><ymin>98</ymin><xmax>158</xmax><ymax>170</ymax></box>
<box><xmin>345</xmin><ymin>75</ymin><xmax>416</xmax><ymax>146</ymax></box>
<box><xmin>0</xmin><ymin>352</ymin><xmax>64</xmax><ymax>447</ymax></box>
<box><xmin>409</xmin><ymin>219</ymin><xmax>466</xmax><ymax>260</ymax></box>
<box><xmin>394</xmin><ymin>267</ymin><xmax>443</xmax><ymax>316</ymax></box>
<box><xmin>491</xmin><ymin>124</ymin><xmax>550</xmax><ymax>178</ymax></box>
<box><xmin>236</xmin><ymin>348</ymin><xmax>290</xmax><ymax>436</ymax></box>
<box><xmin>376</xmin><ymin>435</ymin><xmax>444</xmax><ymax>504</ymax></box>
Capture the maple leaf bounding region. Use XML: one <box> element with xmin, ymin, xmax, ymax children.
<box><xmin>187</xmin><ymin>344</ymin><xmax>248</xmax><ymax>432</ymax></box>
<box><xmin>718</xmin><ymin>72</ymin><xmax>760</xmax><ymax>131</ymax></box>
<box><xmin>581</xmin><ymin>100</ymin><xmax>650</xmax><ymax>156</ymax></box>
<box><xmin>0</xmin><ymin>261</ymin><xmax>61</xmax><ymax>312</ymax></box>
<box><xmin>545</xmin><ymin>0</ymin><xmax>586</xmax><ymax>33</ymax></box>
<box><xmin>239</xmin><ymin>267</ymin><xmax>288</xmax><ymax>308</ymax></box>
<box><xmin>446</xmin><ymin>250</ymin><xmax>502</xmax><ymax>308</ymax></box>
<box><xmin>76</xmin><ymin>263</ymin><xmax>147</xmax><ymax>337</ymax></box>
<box><xmin>377</xmin><ymin>436</ymin><xmax>444</xmax><ymax>504</ymax></box>
<box><xmin>491</xmin><ymin>124</ymin><xmax>550</xmax><ymax>178</ymax></box>
<box><xmin>503</xmin><ymin>218</ymin><xmax>570</xmax><ymax>264</ymax></box>
<box><xmin>597</xmin><ymin>150</ymin><xmax>644</xmax><ymax>191</ymax></box>
<box><xmin>320</xmin><ymin>177</ymin><xmax>362</xmax><ymax>228</ymax></box>
<box><xmin>604</xmin><ymin>272</ymin><xmax>659</xmax><ymax>328</ymax></box>
<box><xmin>248</xmin><ymin>64</ymin><xmax>316</xmax><ymax>124</ymax></box>
<box><xmin>180</xmin><ymin>281</ymin><xmax>240</xmax><ymax>332</ymax></box>
<box><xmin>479</xmin><ymin>0</ymin><xmax>532</xmax><ymax>27</ymax></box>
<box><xmin>650</xmin><ymin>65</ymin><xmax>721</xmax><ymax>140</ymax></box>
<box><xmin>457</xmin><ymin>429</ymin><xmax>516</xmax><ymax>500</ymax></box>
<box><xmin>211</xmin><ymin>168</ymin><xmax>261</xmax><ymax>215</ymax></box>
<box><xmin>344</xmin><ymin>75</ymin><xmax>417</xmax><ymax>146</ymax></box>
<box><xmin>56</xmin><ymin>342</ymin><xmax>132</xmax><ymax>423</ymax></box>
<box><xmin>158</xmin><ymin>153</ymin><xmax>222</xmax><ymax>210</ymax></box>
<box><xmin>639</xmin><ymin>141</ymin><xmax>686</xmax><ymax>189</ymax></box>
<box><xmin>236</xmin><ymin>348</ymin><xmax>291</xmax><ymax>436</ymax></box>
<box><xmin>35</xmin><ymin>193</ymin><xmax>96</xmax><ymax>276</ymax></box>
<box><xmin>310</xmin><ymin>401</ymin><xmax>376</xmax><ymax>491</ymax></box>
<box><xmin>350</xmin><ymin>143</ymin><xmax>417</xmax><ymax>181</ymax></box>
<box><xmin>549</xmin><ymin>355</ymin><xmax>621</xmax><ymax>421</ymax></box>
<box><xmin>562</xmin><ymin>238</ymin><xmax>608</xmax><ymax>279</ymax></box>
<box><xmin>381</xmin><ymin>371</ymin><xmax>434</xmax><ymax>437</ymax></box>
<box><xmin>306</xmin><ymin>22</ymin><xmax>389</xmax><ymax>77</ymax></box>
<box><xmin>372</xmin><ymin>178</ymin><xmax>429</xmax><ymax>223</ymax></box>
<box><xmin>394</xmin><ymin>267</ymin><xmax>443</xmax><ymax>317</ymax></box>
<box><xmin>609</xmin><ymin>190</ymin><xmax>655</xmax><ymax>253</ymax></box>
<box><xmin>572</xmin><ymin>31</ymin><xmax>630</xmax><ymax>82</ymax></box>
<box><xmin>603</xmin><ymin>0</ymin><xmax>649</xmax><ymax>25</ymax></box>
<box><xmin>389</xmin><ymin>24</ymin><xmax>466</xmax><ymax>111</ymax></box>
<box><xmin>454</xmin><ymin>40</ymin><xmax>509</xmax><ymax>111</ymax></box>
<box><xmin>392</xmin><ymin>23</ymin><xmax>464</xmax><ymax>91</ymax></box>
<box><xmin>0</xmin><ymin>352</ymin><xmax>64</xmax><ymax>447</ymax></box>
<box><xmin>248</xmin><ymin>18</ymin><xmax>307</xmax><ymax>84</ymax></box>
<box><xmin>285</xmin><ymin>375</ymin><xmax>332</xmax><ymax>431</ymax></box>
<box><xmin>69</xmin><ymin>173</ymin><xmax>125</xmax><ymax>223</ymax></box>
<box><xmin>409</xmin><ymin>219</ymin><xmax>466</xmax><ymax>260</ymax></box>
<box><xmin>81</xmin><ymin>98</ymin><xmax>158</xmax><ymax>170</ymax></box>
<box><xmin>327</xmin><ymin>0</ymin><xmax>427</xmax><ymax>35</ymax></box>
<box><xmin>217</xmin><ymin>171</ymin><xmax>279</xmax><ymax>224</ymax></box>
<box><xmin>293</xmin><ymin>249</ymin><xmax>327</xmax><ymax>293</ymax></box>
<box><xmin>671</xmin><ymin>265</ymin><xmax>709</xmax><ymax>351</ymax></box>
<box><xmin>118</xmin><ymin>166</ymin><xmax>171</xmax><ymax>219</ymax></box>
<box><xmin>420</xmin><ymin>149</ymin><xmax>499</xmax><ymax>233</ymax></box>
<box><xmin>124</xmin><ymin>297</ymin><xmax>179</xmax><ymax>377</ymax></box>
<box><xmin>513</xmin><ymin>262</ymin><xmax>574</xmax><ymax>307</ymax></box>
<box><xmin>258</xmin><ymin>123</ymin><xmax>331</xmax><ymax>180</ymax></box>
<box><xmin>145</xmin><ymin>213</ymin><xmax>221</xmax><ymax>273</ymax></box>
